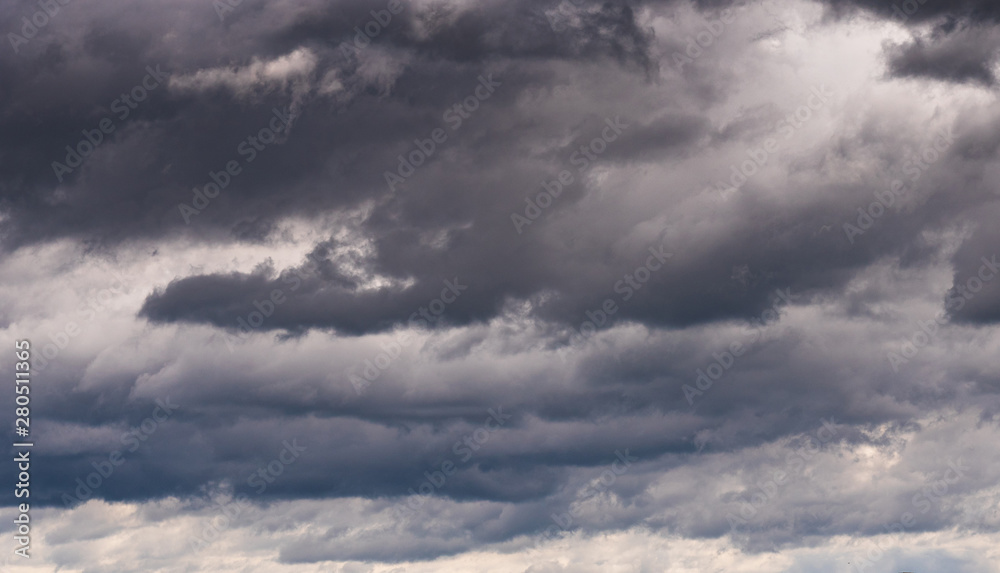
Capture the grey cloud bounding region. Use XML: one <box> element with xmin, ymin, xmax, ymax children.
<box><xmin>5</xmin><ymin>0</ymin><xmax>1000</xmax><ymax>570</ymax></box>
<box><xmin>886</xmin><ymin>25</ymin><xmax>1000</xmax><ymax>86</ymax></box>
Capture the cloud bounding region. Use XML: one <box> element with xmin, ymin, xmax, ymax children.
<box><xmin>3</xmin><ymin>0</ymin><xmax>1000</xmax><ymax>570</ymax></box>
<box><xmin>885</xmin><ymin>24</ymin><xmax>1000</xmax><ymax>86</ymax></box>
<box><xmin>169</xmin><ymin>47</ymin><xmax>319</xmax><ymax>97</ymax></box>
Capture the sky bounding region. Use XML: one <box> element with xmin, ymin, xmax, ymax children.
<box><xmin>1</xmin><ymin>0</ymin><xmax>1000</xmax><ymax>571</ymax></box>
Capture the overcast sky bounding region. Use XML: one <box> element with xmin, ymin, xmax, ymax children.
<box><xmin>2</xmin><ymin>0</ymin><xmax>1000</xmax><ymax>571</ymax></box>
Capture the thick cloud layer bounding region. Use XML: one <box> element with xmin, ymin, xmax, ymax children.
<box><xmin>2</xmin><ymin>0</ymin><xmax>1000</xmax><ymax>571</ymax></box>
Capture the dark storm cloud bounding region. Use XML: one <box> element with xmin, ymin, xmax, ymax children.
<box><xmin>886</xmin><ymin>25</ymin><xmax>1000</xmax><ymax>86</ymax></box>
<box><xmin>0</xmin><ymin>0</ymin><xmax>657</xmax><ymax>251</ymax></box>
<box><xmin>138</xmin><ymin>259</ymin><xmax>496</xmax><ymax>335</ymax></box>
<box><xmin>5</xmin><ymin>1</ymin><xmax>1000</xmax><ymax>569</ymax></box>
<box><xmin>944</xmin><ymin>204</ymin><xmax>1000</xmax><ymax>324</ymax></box>
<box><xmin>22</xmin><ymin>331</ymin><xmax>998</xmax><ymax>563</ymax></box>
<box><xmin>137</xmin><ymin>136</ymin><xmax>981</xmax><ymax>338</ymax></box>
<box><xmin>22</xmin><ymin>288</ymin><xmax>1000</xmax><ymax>516</ymax></box>
<box><xmin>805</xmin><ymin>0</ymin><xmax>1000</xmax><ymax>88</ymax></box>
<box><xmin>804</xmin><ymin>0</ymin><xmax>1000</xmax><ymax>85</ymax></box>
<box><xmin>8</xmin><ymin>0</ymin><xmax>989</xmax><ymax>339</ymax></box>
<box><xmin>398</xmin><ymin>0</ymin><xmax>659</xmax><ymax>74</ymax></box>
<box><xmin>813</xmin><ymin>0</ymin><xmax>1000</xmax><ymax>22</ymax></box>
